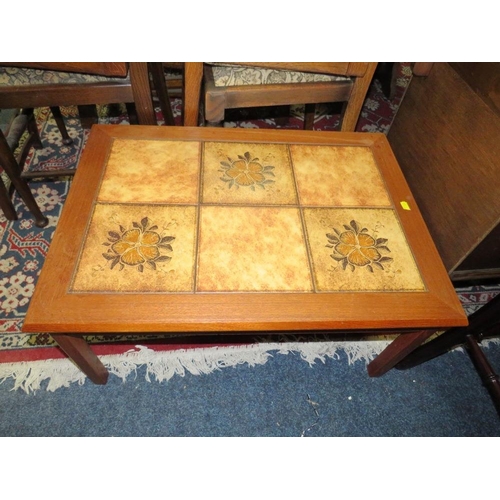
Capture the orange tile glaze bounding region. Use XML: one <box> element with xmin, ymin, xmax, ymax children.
<box><xmin>196</xmin><ymin>206</ymin><xmax>313</xmax><ymax>292</ymax></box>
<box><xmin>290</xmin><ymin>145</ymin><xmax>392</xmax><ymax>207</ymax></box>
<box><xmin>98</xmin><ymin>139</ymin><xmax>201</xmax><ymax>204</ymax></box>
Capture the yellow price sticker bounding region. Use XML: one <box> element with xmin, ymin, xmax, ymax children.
<box><xmin>400</xmin><ymin>201</ymin><xmax>411</xmax><ymax>211</ymax></box>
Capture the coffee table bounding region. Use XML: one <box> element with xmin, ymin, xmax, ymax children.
<box><xmin>22</xmin><ymin>125</ymin><xmax>467</xmax><ymax>384</ymax></box>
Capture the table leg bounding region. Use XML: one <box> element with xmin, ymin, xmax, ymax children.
<box><xmin>397</xmin><ymin>294</ymin><xmax>500</xmax><ymax>370</ymax></box>
<box><xmin>52</xmin><ymin>334</ymin><xmax>109</xmax><ymax>385</ymax></box>
<box><xmin>367</xmin><ymin>329</ymin><xmax>438</xmax><ymax>377</ymax></box>
<box><xmin>394</xmin><ymin>294</ymin><xmax>500</xmax><ymax>415</ymax></box>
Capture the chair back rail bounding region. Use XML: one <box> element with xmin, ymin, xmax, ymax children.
<box><xmin>225</xmin><ymin>62</ymin><xmax>370</xmax><ymax>77</ymax></box>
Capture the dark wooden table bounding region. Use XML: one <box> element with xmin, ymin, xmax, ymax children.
<box><xmin>22</xmin><ymin>126</ymin><xmax>467</xmax><ymax>384</ymax></box>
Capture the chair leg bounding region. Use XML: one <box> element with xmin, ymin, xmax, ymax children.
<box><xmin>304</xmin><ymin>103</ymin><xmax>316</xmax><ymax>130</ymax></box>
<box><xmin>25</xmin><ymin>109</ymin><xmax>43</xmax><ymax>149</ymax></box>
<box><xmin>273</xmin><ymin>105</ymin><xmax>290</xmax><ymax>127</ymax></box>
<box><xmin>183</xmin><ymin>62</ymin><xmax>204</xmax><ymax>126</ymax></box>
<box><xmin>0</xmin><ymin>131</ymin><xmax>48</xmax><ymax>228</ymax></box>
<box><xmin>5</xmin><ymin>111</ymin><xmax>38</xmax><ymax>173</ymax></box>
<box><xmin>0</xmin><ymin>175</ymin><xmax>17</xmax><ymax>220</ymax></box>
<box><xmin>341</xmin><ymin>62</ymin><xmax>378</xmax><ymax>131</ymax></box>
<box><xmin>205</xmin><ymin>95</ymin><xmax>226</xmax><ymax>126</ymax></box>
<box><xmin>50</xmin><ymin>107</ymin><xmax>73</xmax><ymax>144</ymax></box>
<box><xmin>129</xmin><ymin>62</ymin><xmax>157</xmax><ymax>125</ymax></box>
<box><xmin>149</xmin><ymin>62</ymin><xmax>175</xmax><ymax>126</ymax></box>
<box><xmin>125</xmin><ymin>103</ymin><xmax>138</xmax><ymax>125</ymax></box>
<box><xmin>374</xmin><ymin>63</ymin><xmax>399</xmax><ymax>100</ymax></box>
<box><xmin>77</xmin><ymin>105</ymin><xmax>98</xmax><ymax>129</ymax></box>
<box><xmin>11</xmin><ymin>110</ymin><xmax>44</xmax><ymax>176</ymax></box>
<box><xmin>466</xmin><ymin>335</ymin><xmax>500</xmax><ymax>417</ymax></box>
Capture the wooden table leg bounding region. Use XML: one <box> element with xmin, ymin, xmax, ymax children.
<box><xmin>397</xmin><ymin>294</ymin><xmax>500</xmax><ymax>370</ymax></box>
<box><xmin>52</xmin><ymin>334</ymin><xmax>109</xmax><ymax>385</ymax></box>
<box><xmin>394</xmin><ymin>294</ymin><xmax>500</xmax><ymax>416</ymax></box>
<box><xmin>367</xmin><ymin>329</ymin><xmax>439</xmax><ymax>377</ymax></box>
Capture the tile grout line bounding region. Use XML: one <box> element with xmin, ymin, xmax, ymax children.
<box><xmin>192</xmin><ymin>141</ymin><xmax>204</xmax><ymax>294</ymax></box>
<box><xmin>287</xmin><ymin>145</ymin><xmax>317</xmax><ymax>293</ymax></box>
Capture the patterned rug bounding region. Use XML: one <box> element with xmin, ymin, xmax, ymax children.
<box><xmin>1</xmin><ymin>63</ymin><xmax>498</xmax><ymax>392</ymax></box>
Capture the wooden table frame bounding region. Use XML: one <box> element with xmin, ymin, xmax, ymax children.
<box><xmin>22</xmin><ymin>126</ymin><xmax>467</xmax><ymax>384</ymax></box>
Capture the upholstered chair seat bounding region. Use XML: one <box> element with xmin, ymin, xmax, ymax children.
<box><xmin>208</xmin><ymin>63</ymin><xmax>350</xmax><ymax>87</ymax></box>
<box><xmin>0</xmin><ymin>66</ymin><xmax>130</xmax><ymax>86</ymax></box>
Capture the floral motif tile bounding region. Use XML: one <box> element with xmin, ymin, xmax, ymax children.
<box><xmin>71</xmin><ymin>139</ymin><xmax>423</xmax><ymax>295</ymax></box>
<box><xmin>290</xmin><ymin>145</ymin><xmax>391</xmax><ymax>207</ymax></box>
<box><xmin>302</xmin><ymin>208</ymin><xmax>425</xmax><ymax>292</ymax></box>
<box><xmin>196</xmin><ymin>206</ymin><xmax>313</xmax><ymax>292</ymax></box>
<box><xmin>202</xmin><ymin>142</ymin><xmax>298</xmax><ymax>205</ymax></box>
<box><xmin>71</xmin><ymin>203</ymin><xmax>197</xmax><ymax>293</ymax></box>
<box><xmin>98</xmin><ymin>139</ymin><xmax>201</xmax><ymax>204</ymax></box>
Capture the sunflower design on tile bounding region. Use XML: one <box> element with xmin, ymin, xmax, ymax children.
<box><xmin>326</xmin><ymin>220</ymin><xmax>393</xmax><ymax>272</ymax></box>
<box><xmin>101</xmin><ymin>217</ymin><xmax>175</xmax><ymax>272</ymax></box>
<box><xmin>219</xmin><ymin>151</ymin><xmax>275</xmax><ymax>190</ymax></box>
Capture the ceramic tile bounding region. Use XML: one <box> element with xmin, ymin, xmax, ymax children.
<box><xmin>202</xmin><ymin>142</ymin><xmax>298</xmax><ymax>205</ymax></box>
<box><xmin>98</xmin><ymin>139</ymin><xmax>201</xmax><ymax>204</ymax></box>
<box><xmin>290</xmin><ymin>145</ymin><xmax>392</xmax><ymax>206</ymax></box>
<box><xmin>74</xmin><ymin>139</ymin><xmax>422</xmax><ymax>295</ymax></box>
<box><xmin>302</xmin><ymin>208</ymin><xmax>425</xmax><ymax>292</ymax></box>
<box><xmin>196</xmin><ymin>206</ymin><xmax>313</xmax><ymax>292</ymax></box>
<box><xmin>71</xmin><ymin>203</ymin><xmax>197</xmax><ymax>293</ymax></box>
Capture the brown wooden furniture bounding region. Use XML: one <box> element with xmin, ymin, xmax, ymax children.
<box><xmin>2</xmin><ymin>62</ymin><xmax>130</xmax><ymax>76</ymax></box>
<box><xmin>183</xmin><ymin>63</ymin><xmax>204</xmax><ymax>126</ymax></box>
<box><xmin>0</xmin><ymin>62</ymin><xmax>173</xmax><ymax>131</ymax></box>
<box><xmin>22</xmin><ymin>125</ymin><xmax>466</xmax><ymax>384</ymax></box>
<box><xmin>0</xmin><ymin>110</ymin><xmax>48</xmax><ymax>227</ymax></box>
<box><xmin>183</xmin><ymin>63</ymin><xmax>377</xmax><ymax>130</ymax></box>
<box><xmin>388</xmin><ymin>62</ymin><xmax>500</xmax><ymax>282</ymax></box>
<box><xmin>397</xmin><ymin>293</ymin><xmax>500</xmax><ymax>417</ymax></box>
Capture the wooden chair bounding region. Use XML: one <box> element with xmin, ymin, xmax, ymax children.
<box><xmin>0</xmin><ymin>109</ymin><xmax>48</xmax><ymax>227</ymax></box>
<box><xmin>182</xmin><ymin>62</ymin><xmax>378</xmax><ymax>130</ymax></box>
<box><xmin>0</xmin><ymin>62</ymin><xmax>174</xmax><ymax>133</ymax></box>
<box><xmin>0</xmin><ymin>63</ymin><xmax>174</xmax><ymax>226</ymax></box>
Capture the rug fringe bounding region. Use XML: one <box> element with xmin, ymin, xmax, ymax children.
<box><xmin>0</xmin><ymin>340</ymin><xmax>392</xmax><ymax>394</ymax></box>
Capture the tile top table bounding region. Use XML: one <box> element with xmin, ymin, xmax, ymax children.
<box><xmin>23</xmin><ymin>126</ymin><xmax>467</xmax><ymax>384</ymax></box>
